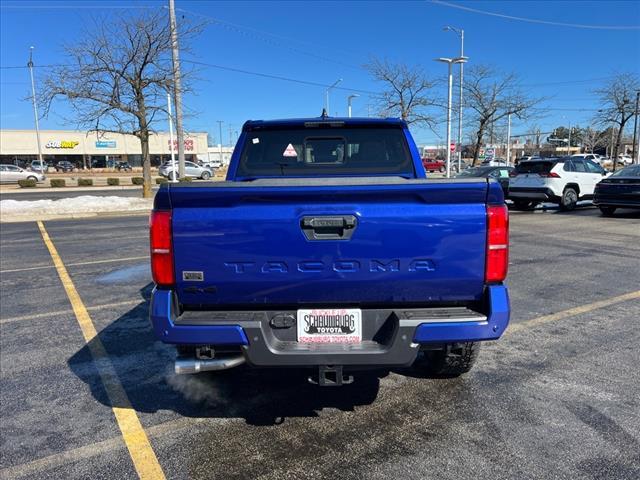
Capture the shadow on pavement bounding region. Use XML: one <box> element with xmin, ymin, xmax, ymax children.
<box><xmin>68</xmin><ymin>283</ymin><xmax>383</xmax><ymax>426</ymax></box>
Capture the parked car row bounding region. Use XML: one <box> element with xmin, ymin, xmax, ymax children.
<box><xmin>450</xmin><ymin>156</ymin><xmax>639</xmax><ymax>216</ymax></box>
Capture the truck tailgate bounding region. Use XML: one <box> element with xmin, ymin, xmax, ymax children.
<box><xmin>168</xmin><ymin>178</ymin><xmax>489</xmax><ymax>306</ymax></box>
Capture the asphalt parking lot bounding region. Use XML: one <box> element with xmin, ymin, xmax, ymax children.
<box><xmin>1</xmin><ymin>206</ymin><xmax>639</xmax><ymax>480</ymax></box>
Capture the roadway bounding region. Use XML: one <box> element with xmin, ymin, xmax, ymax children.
<box><xmin>1</xmin><ymin>207</ymin><xmax>639</xmax><ymax>479</ymax></box>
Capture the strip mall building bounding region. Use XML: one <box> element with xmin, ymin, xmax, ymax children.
<box><xmin>0</xmin><ymin>130</ymin><xmax>218</xmax><ymax>168</ymax></box>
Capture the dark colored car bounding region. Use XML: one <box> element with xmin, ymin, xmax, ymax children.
<box><xmin>54</xmin><ymin>161</ymin><xmax>75</xmax><ymax>172</ymax></box>
<box><xmin>593</xmin><ymin>164</ymin><xmax>640</xmax><ymax>216</ymax></box>
<box><xmin>115</xmin><ymin>161</ymin><xmax>133</xmax><ymax>172</ymax></box>
<box><xmin>456</xmin><ymin>165</ymin><xmax>514</xmax><ymax>196</ymax></box>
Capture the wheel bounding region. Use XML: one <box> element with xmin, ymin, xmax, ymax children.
<box><xmin>439</xmin><ymin>166</ymin><xmax>445</xmax><ymax>173</ymax></box>
<box><xmin>26</xmin><ymin>175</ymin><xmax>38</xmax><ymax>181</ymax></box>
<box><xmin>599</xmin><ymin>206</ymin><xmax>617</xmax><ymax>216</ymax></box>
<box><xmin>419</xmin><ymin>342</ymin><xmax>480</xmax><ymax>377</ymax></box>
<box><xmin>201</xmin><ymin>171</ymin><xmax>211</xmax><ymax>180</ymax></box>
<box><xmin>512</xmin><ymin>200</ymin><xmax>533</xmax><ymax>211</ymax></box>
<box><xmin>560</xmin><ymin>187</ymin><xmax>578</xmax><ymax>211</ymax></box>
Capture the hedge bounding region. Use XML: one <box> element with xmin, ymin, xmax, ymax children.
<box><xmin>77</xmin><ymin>178</ymin><xmax>93</xmax><ymax>187</ymax></box>
<box><xmin>50</xmin><ymin>179</ymin><xmax>66</xmax><ymax>188</ymax></box>
<box><xmin>155</xmin><ymin>177</ymin><xmax>168</xmax><ymax>184</ymax></box>
<box><xmin>178</xmin><ymin>176</ymin><xmax>193</xmax><ymax>183</ymax></box>
<box><xmin>18</xmin><ymin>179</ymin><xmax>37</xmax><ymax>188</ymax></box>
<box><xmin>131</xmin><ymin>177</ymin><xmax>144</xmax><ymax>185</ymax></box>
<box><xmin>107</xmin><ymin>177</ymin><xmax>120</xmax><ymax>186</ymax></box>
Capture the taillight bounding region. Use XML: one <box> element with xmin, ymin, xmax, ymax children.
<box><xmin>539</xmin><ymin>172</ymin><xmax>560</xmax><ymax>178</ymax></box>
<box><xmin>509</xmin><ymin>171</ymin><xmax>518</xmax><ymax>177</ymax></box>
<box><xmin>486</xmin><ymin>205</ymin><xmax>509</xmax><ymax>283</ymax></box>
<box><xmin>150</xmin><ymin>210</ymin><xmax>174</xmax><ymax>287</ymax></box>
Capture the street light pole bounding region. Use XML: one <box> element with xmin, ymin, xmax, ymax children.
<box><xmin>567</xmin><ymin>120</ymin><xmax>572</xmax><ymax>156</ymax></box>
<box><xmin>347</xmin><ymin>94</ymin><xmax>359</xmax><ymax>118</ymax></box>
<box><xmin>435</xmin><ymin>57</ymin><xmax>468</xmax><ymax>178</ymax></box>
<box><xmin>324</xmin><ymin>78</ymin><xmax>342</xmax><ymax>114</ymax></box>
<box><xmin>444</xmin><ymin>26</ymin><xmax>464</xmax><ymax>172</ymax></box>
<box><xmin>27</xmin><ymin>47</ymin><xmax>44</xmax><ymax>175</ymax></box>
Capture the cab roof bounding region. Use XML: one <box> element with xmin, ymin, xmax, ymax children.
<box><xmin>242</xmin><ymin>116</ymin><xmax>407</xmax><ymax>131</ymax></box>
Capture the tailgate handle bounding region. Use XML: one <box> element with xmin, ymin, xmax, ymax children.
<box><xmin>301</xmin><ymin>215</ymin><xmax>357</xmax><ymax>240</ymax></box>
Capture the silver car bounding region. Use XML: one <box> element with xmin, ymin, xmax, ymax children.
<box><xmin>159</xmin><ymin>161</ymin><xmax>212</xmax><ymax>180</ymax></box>
<box><xmin>0</xmin><ymin>164</ymin><xmax>45</xmax><ymax>183</ymax></box>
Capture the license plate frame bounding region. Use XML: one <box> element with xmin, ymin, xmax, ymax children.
<box><xmin>297</xmin><ymin>308</ymin><xmax>362</xmax><ymax>344</ymax></box>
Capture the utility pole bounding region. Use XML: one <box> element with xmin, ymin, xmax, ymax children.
<box><xmin>632</xmin><ymin>90</ymin><xmax>639</xmax><ymax>164</ymax></box>
<box><xmin>228</xmin><ymin>125</ymin><xmax>234</xmax><ymax>147</ymax></box>
<box><xmin>567</xmin><ymin>120</ymin><xmax>572</xmax><ymax>156</ymax></box>
<box><xmin>27</xmin><ymin>47</ymin><xmax>44</xmax><ymax>175</ymax></box>
<box><xmin>168</xmin><ymin>0</ymin><xmax>186</xmax><ymax>178</ymax></box>
<box><xmin>217</xmin><ymin>120</ymin><xmax>224</xmax><ymax>163</ymax></box>
<box><xmin>167</xmin><ymin>93</ymin><xmax>177</xmax><ymax>182</ymax></box>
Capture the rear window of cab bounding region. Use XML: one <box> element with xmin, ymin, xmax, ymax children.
<box><xmin>236</xmin><ymin>127</ymin><xmax>414</xmax><ymax>177</ymax></box>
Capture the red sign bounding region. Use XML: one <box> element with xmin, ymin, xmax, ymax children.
<box><xmin>450</xmin><ymin>142</ymin><xmax>456</xmax><ymax>153</ymax></box>
<box><xmin>168</xmin><ymin>139</ymin><xmax>194</xmax><ymax>151</ymax></box>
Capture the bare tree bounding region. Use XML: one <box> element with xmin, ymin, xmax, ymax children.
<box><xmin>593</xmin><ymin>72</ymin><xmax>640</xmax><ymax>168</ymax></box>
<box><xmin>41</xmin><ymin>11</ymin><xmax>201</xmax><ymax>197</ymax></box>
<box><xmin>581</xmin><ymin>126</ymin><xmax>605</xmax><ymax>153</ymax></box>
<box><xmin>464</xmin><ymin>65</ymin><xmax>541</xmax><ymax>165</ymax></box>
<box><xmin>364</xmin><ymin>58</ymin><xmax>437</xmax><ymax>128</ymax></box>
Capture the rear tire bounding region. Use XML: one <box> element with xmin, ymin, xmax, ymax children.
<box><xmin>439</xmin><ymin>166</ymin><xmax>445</xmax><ymax>173</ymax></box>
<box><xmin>420</xmin><ymin>342</ymin><xmax>480</xmax><ymax>377</ymax></box>
<box><xmin>560</xmin><ymin>187</ymin><xmax>578</xmax><ymax>211</ymax></box>
<box><xmin>599</xmin><ymin>206</ymin><xmax>617</xmax><ymax>216</ymax></box>
<box><xmin>26</xmin><ymin>176</ymin><xmax>38</xmax><ymax>181</ymax></box>
<box><xmin>201</xmin><ymin>171</ymin><xmax>211</xmax><ymax>180</ymax></box>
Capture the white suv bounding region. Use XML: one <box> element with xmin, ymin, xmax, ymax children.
<box><xmin>509</xmin><ymin>157</ymin><xmax>608</xmax><ymax>210</ymax></box>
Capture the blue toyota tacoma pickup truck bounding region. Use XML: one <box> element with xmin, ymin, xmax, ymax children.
<box><xmin>150</xmin><ymin>116</ymin><xmax>510</xmax><ymax>386</ymax></box>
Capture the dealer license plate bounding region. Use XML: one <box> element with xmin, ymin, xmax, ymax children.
<box><xmin>297</xmin><ymin>308</ymin><xmax>362</xmax><ymax>344</ymax></box>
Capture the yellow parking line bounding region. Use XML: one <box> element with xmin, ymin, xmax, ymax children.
<box><xmin>36</xmin><ymin>221</ymin><xmax>165</xmax><ymax>480</ymax></box>
<box><xmin>507</xmin><ymin>290</ymin><xmax>640</xmax><ymax>335</ymax></box>
<box><xmin>0</xmin><ymin>256</ymin><xmax>149</xmax><ymax>274</ymax></box>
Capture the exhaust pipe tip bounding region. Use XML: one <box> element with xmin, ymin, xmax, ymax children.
<box><xmin>174</xmin><ymin>355</ymin><xmax>245</xmax><ymax>375</ymax></box>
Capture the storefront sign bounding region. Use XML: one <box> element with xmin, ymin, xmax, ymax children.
<box><xmin>46</xmin><ymin>140</ymin><xmax>79</xmax><ymax>149</ymax></box>
<box><xmin>168</xmin><ymin>139</ymin><xmax>194</xmax><ymax>151</ymax></box>
<box><xmin>95</xmin><ymin>140</ymin><xmax>117</xmax><ymax>148</ymax></box>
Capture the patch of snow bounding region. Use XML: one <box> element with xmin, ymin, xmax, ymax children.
<box><xmin>0</xmin><ymin>195</ymin><xmax>152</xmax><ymax>217</ymax></box>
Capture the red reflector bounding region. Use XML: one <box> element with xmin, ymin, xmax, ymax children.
<box><xmin>486</xmin><ymin>205</ymin><xmax>509</xmax><ymax>283</ymax></box>
<box><xmin>150</xmin><ymin>210</ymin><xmax>174</xmax><ymax>286</ymax></box>
<box><xmin>540</xmin><ymin>172</ymin><xmax>560</xmax><ymax>178</ymax></box>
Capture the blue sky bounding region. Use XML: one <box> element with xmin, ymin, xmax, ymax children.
<box><xmin>1</xmin><ymin>0</ymin><xmax>639</xmax><ymax>145</ymax></box>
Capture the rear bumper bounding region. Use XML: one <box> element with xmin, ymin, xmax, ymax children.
<box><xmin>150</xmin><ymin>285</ymin><xmax>510</xmax><ymax>367</ymax></box>
<box><xmin>508</xmin><ymin>187</ymin><xmax>558</xmax><ymax>202</ymax></box>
